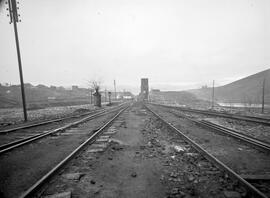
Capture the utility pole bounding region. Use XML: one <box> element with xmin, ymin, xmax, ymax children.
<box><xmin>108</xmin><ymin>91</ymin><xmax>112</xmax><ymax>105</ymax></box>
<box><xmin>6</xmin><ymin>0</ymin><xmax>27</xmax><ymax>121</ymax></box>
<box><xmin>211</xmin><ymin>80</ymin><xmax>215</xmax><ymax>110</ymax></box>
<box><xmin>90</xmin><ymin>89</ymin><xmax>93</xmax><ymax>104</ymax></box>
<box><xmin>262</xmin><ymin>78</ymin><xmax>265</xmax><ymax>114</ymax></box>
<box><xmin>114</xmin><ymin>80</ymin><xmax>117</xmax><ymax>101</ymax></box>
<box><xmin>105</xmin><ymin>88</ymin><xmax>107</xmax><ymax>102</ymax></box>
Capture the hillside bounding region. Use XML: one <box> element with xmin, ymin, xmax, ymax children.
<box><xmin>0</xmin><ymin>84</ymin><xmax>91</xmax><ymax>109</ymax></box>
<box><xmin>149</xmin><ymin>90</ymin><xmax>211</xmax><ymax>108</ymax></box>
<box><xmin>188</xmin><ymin>69</ymin><xmax>270</xmax><ymax>105</ymax></box>
<box><xmin>0</xmin><ymin>83</ymin><xmax>132</xmax><ymax>109</ymax></box>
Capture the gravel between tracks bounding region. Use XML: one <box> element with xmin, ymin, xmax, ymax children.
<box><xmin>172</xmin><ymin>109</ymin><xmax>270</xmax><ymax>144</ymax></box>
<box><xmin>149</xmin><ymin>104</ymin><xmax>270</xmax><ymax>196</ymax></box>
<box><xmin>39</xmin><ymin>104</ymin><xmax>246</xmax><ymax>198</ymax></box>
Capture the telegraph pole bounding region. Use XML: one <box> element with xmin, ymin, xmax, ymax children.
<box><xmin>108</xmin><ymin>91</ymin><xmax>112</xmax><ymax>104</ymax></box>
<box><xmin>211</xmin><ymin>80</ymin><xmax>215</xmax><ymax>110</ymax></box>
<box><xmin>90</xmin><ymin>89</ymin><xmax>93</xmax><ymax>104</ymax></box>
<box><xmin>105</xmin><ymin>88</ymin><xmax>107</xmax><ymax>102</ymax></box>
<box><xmin>114</xmin><ymin>80</ymin><xmax>117</xmax><ymax>101</ymax></box>
<box><xmin>262</xmin><ymin>78</ymin><xmax>265</xmax><ymax>114</ymax></box>
<box><xmin>7</xmin><ymin>0</ymin><xmax>27</xmax><ymax>121</ymax></box>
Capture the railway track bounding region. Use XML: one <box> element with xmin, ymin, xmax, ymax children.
<box><xmin>0</xmin><ymin>103</ymin><xmax>129</xmax><ymax>198</ymax></box>
<box><xmin>0</xmin><ymin>103</ymin><xmax>126</xmax><ymax>134</ymax></box>
<box><xmin>150</xmin><ymin>103</ymin><xmax>270</xmax><ymax>126</ymax></box>
<box><xmin>145</xmin><ymin>104</ymin><xmax>270</xmax><ymax>198</ymax></box>
<box><xmin>169</xmin><ymin>109</ymin><xmax>270</xmax><ymax>152</ymax></box>
<box><xmin>18</xmin><ymin>106</ymin><xmax>128</xmax><ymax>198</ymax></box>
<box><xmin>198</xmin><ymin>120</ymin><xmax>270</xmax><ymax>152</ymax></box>
<box><xmin>4</xmin><ymin>102</ymin><xmax>267</xmax><ymax>198</ymax></box>
<box><xmin>0</xmin><ymin>104</ymin><xmax>128</xmax><ymax>155</ymax></box>
<box><xmin>154</xmin><ymin>103</ymin><xmax>270</xmax><ymax>152</ymax></box>
<box><xmin>18</xmin><ymin>102</ymin><xmax>251</xmax><ymax>198</ymax></box>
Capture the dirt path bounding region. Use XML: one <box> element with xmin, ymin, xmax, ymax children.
<box><xmin>87</xmin><ymin>107</ymin><xmax>166</xmax><ymax>198</ymax></box>
<box><xmin>42</xmin><ymin>104</ymin><xmax>166</xmax><ymax>198</ymax></box>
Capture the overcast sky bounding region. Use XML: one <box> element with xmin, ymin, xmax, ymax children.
<box><xmin>0</xmin><ymin>0</ymin><xmax>269</xmax><ymax>93</ymax></box>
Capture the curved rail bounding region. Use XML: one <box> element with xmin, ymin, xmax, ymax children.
<box><xmin>167</xmin><ymin>107</ymin><xmax>270</xmax><ymax>152</ymax></box>
<box><xmin>144</xmin><ymin>104</ymin><xmax>268</xmax><ymax>198</ymax></box>
<box><xmin>0</xmin><ymin>105</ymin><xmax>127</xmax><ymax>155</ymax></box>
<box><xmin>19</xmin><ymin>106</ymin><xmax>128</xmax><ymax>198</ymax></box>
<box><xmin>150</xmin><ymin>103</ymin><xmax>270</xmax><ymax>126</ymax></box>
<box><xmin>199</xmin><ymin>120</ymin><xmax>270</xmax><ymax>152</ymax></box>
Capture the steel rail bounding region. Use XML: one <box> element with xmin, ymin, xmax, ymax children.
<box><xmin>144</xmin><ymin>104</ymin><xmax>268</xmax><ymax>198</ymax></box>
<box><xmin>199</xmin><ymin>120</ymin><xmax>270</xmax><ymax>152</ymax></box>
<box><xmin>0</xmin><ymin>105</ymin><xmax>127</xmax><ymax>155</ymax></box>
<box><xmin>0</xmin><ymin>111</ymin><xmax>96</xmax><ymax>134</ymax></box>
<box><xmin>19</xmin><ymin>105</ymin><xmax>128</xmax><ymax>198</ymax></box>
<box><xmin>0</xmin><ymin>103</ymin><xmax>126</xmax><ymax>134</ymax></box>
<box><xmin>168</xmin><ymin>108</ymin><xmax>270</xmax><ymax>152</ymax></box>
<box><xmin>150</xmin><ymin>103</ymin><xmax>270</xmax><ymax>126</ymax></box>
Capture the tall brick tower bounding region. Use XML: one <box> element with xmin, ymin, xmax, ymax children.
<box><xmin>140</xmin><ymin>78</ymin><xmax>149</xmax><ymax>101</ymax></box>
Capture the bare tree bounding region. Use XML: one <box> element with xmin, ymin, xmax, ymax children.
<box><xmin>88</xmin><ymin>80</ymin><xmax>101</xmax><ymax>94</ymax></box>
<box><xmin>87</xmin><ymin>80</ymin><xmax>103</xmax><ymax>107</ymax></box>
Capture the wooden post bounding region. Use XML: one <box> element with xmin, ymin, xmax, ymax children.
<box><xmin>262</xmin><ymin>78</ymin><xmax>265</xmax><ymax>114</ymax></box>
<box><xmin>8</xmin><ymin>0</ymin><xmax>28</xmax><ymax>121</ymax></box>
<box><xmin>211</xmin><ymin>80</ymin><xmax>215</xmax><ymax>110</ymax></box>
<box><xmin>114</xmin><ymin>80</ymin><xmax>117</xmax><ymax>100</ymax></box>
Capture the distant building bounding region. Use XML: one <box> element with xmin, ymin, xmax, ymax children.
<box><xmin>48</xmin><ymin>96</ymin><xmax>56</xmax><ymax>100</ymax></box>
<box><xmin>151</xmin><ymin>89</ymin><xmax>160</xmax><ymax>93</ymax></box>
<box><xmin>140</xmin><ymin>78</ymin><xmax>149</xmax><ymax>101</ymax></box>
<box><xmin>37</xmin><ymin>84</ymin><xmax>48</xmax><ymax>89</ymax></box>
<box><xmin>72</xmin><ymin>85</ymin><xmax>79</xmax><ymax>90</ymax></box>
<box><xmin>117</xmin><ymin>91</ymin><xmax>134</xmax><ymax>100</ymax></box>
<box><xmin>201</xmin><ymin>85</ymin><xmax>208</xmax><ymax>89</ymax></box>
<box><xmin>50</xmin><ymin>86</ymin><xmax>57</xmax><ymax>90</ymax></box>
<box><xmin>57</xmin><ymin>86</ymin><xmax>66</xmax><ymax>91</ymax></box>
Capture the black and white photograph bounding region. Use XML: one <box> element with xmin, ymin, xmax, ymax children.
<box><xmin>0</xmin><ymin>0</ymin><xmax>269</xmax><ymax>197</ymax></box>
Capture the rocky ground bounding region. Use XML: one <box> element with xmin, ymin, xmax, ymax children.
<box><xmin>0</xmin><ymin>102</ymin><xmax>117</xmax><ymax>130</ymax></box>
<box><xmin>39</xmin><ymin>103</ymin><xmax>245</xmax><ymax>198</ymax></box>
<box><xmin>175</xmin><ymin>110</ymin><xmax>270</xmax><ymax>144</ymax></box>
<box><xmin>0</xmin><ymin>104</ymin><xmax>93</xmax><ymax>125</ymax></box>
<box><xmin>155</xmin><ymin>101</ymin><xmax>270</xmax><ymax>117</ymax></box>
<box><xmin>215</xmin><ymin>107</ymin><xmax>270</xmax><ymax>118</ymax></box>
<box><xmin>148</xmin><ymin>104</ymin><xmax>270</xmax><ymax>197</ymax></box>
